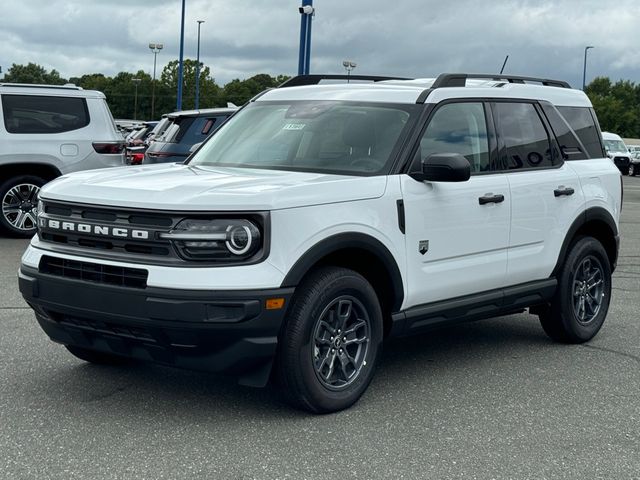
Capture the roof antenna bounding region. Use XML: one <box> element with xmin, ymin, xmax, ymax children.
<box><xmin>500</xmin><ymin>55</ymin><xmax>509</xmax><ymax>74</ymax></box>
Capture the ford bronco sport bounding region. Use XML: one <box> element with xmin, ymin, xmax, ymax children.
<box><xmin>19</xmin><ymin>73</ymin><xmax>621</xmax><ymax>413</ymax></box>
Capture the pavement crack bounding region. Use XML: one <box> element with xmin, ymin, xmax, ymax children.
<box><xmin>84</xmin><ymin>384</ymin><xmax>132</xmax><ymax>403</ymax></box>
<box><xmin>582</xmin><ymin>344</ymin><xmax>640</xmax><ymax>364</ymax></box>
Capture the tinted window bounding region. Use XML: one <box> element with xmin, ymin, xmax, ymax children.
<box><xmin>540</xmin><ymin>104</ymin><xmax>587</xmax><ymax>160</ymax></box>
<box><xmin>557</xmin><ymin>107</ymin><xmax>604</xmax><ymax>159</ymax></box>
<box><xmin>494</xmin><ymin>102</ymin><xmax>553</xmax><ymax>170</ymax></box>
<box><xmin>420</xmin><ymin>102</ymin><xmax>490</xmax><ymax>173</ymax></box>
<box><xmin>2</xmin><ymin>94</ymin><xmax>89</xmax><ymax>134</ymax></box>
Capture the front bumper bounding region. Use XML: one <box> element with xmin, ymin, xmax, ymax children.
<box><xmin>19</xmin><ymin>265</ymin><xmax>293</xmax><ymax>387</ymax></box>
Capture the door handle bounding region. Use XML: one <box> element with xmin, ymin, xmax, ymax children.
<box><xmin>554</xmin><ymin>186</ymin><xmax>575</xmax><ymax>197</ymax></box>
<box><xmin>478</xmin><ymin>193</ymin><xmax>505</xmax><ymax>205</ymax></box>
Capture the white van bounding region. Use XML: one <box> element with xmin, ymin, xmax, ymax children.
<box><xmin>0</xmin><ymin>83</ymin><xmax>125</xmax><ymax>236</ymax></box>
<box><xmin>602</xmin><ymin>131</ymin><xmax>633</xmax><ymax>175</ymax></box>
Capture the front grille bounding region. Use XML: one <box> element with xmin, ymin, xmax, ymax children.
<box><xmin>40</xmin><ymin>255</ymin><xmax>148</xmax><ymax>289</ymax></box>
<box><xmin>614</xmin><ymin>156</ymin><xmax>630</xmax><ymax>165</ymax></box>
<box><xmin>38</xmin><ymin>200</ymin><xmax>181</xmax><ymax>263</ymax></box>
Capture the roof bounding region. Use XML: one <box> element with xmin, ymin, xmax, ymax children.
<box><xmin>0</xmin><ymin>83</ymin><xmax>105</xmax><ymax>99</ymax></box>
<box><xmin>259</xmin><ymin>74</ymin><xmax>592</xmax><ymax>108</ymax></box>
<box><xmin>165</xmin><ymin>107</ymin><xmax>237</xmax><ymax>118</ymax></box>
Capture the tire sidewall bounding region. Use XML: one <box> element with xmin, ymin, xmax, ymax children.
<box><xmin>287</xmin><ymin>269</ymin><xmax>383</xmax><ymax>412</ymax></box>
<box><xmin>558</xmin><ymin>237</ymin><xmax>612</xmax><ymax>341</ymax></box>
<box><xmin>0</xmin><ymin>175</ymin><xmax>46</xmax><ymax>237</ymax></box>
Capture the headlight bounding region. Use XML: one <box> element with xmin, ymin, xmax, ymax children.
<box><xmin>160</xmin><ymin>218</ymin><xmax>262</xmax><ymax>262</ymax></box>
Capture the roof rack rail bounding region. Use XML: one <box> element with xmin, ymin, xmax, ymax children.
<box><xmin>0</xmin><ymin>82</ymin><xmax>83</xmax><ymax>90</ymax></box>
<box><xmin>279</xmin><ymin>74</ymin><xmax>413</xmax><ymax>88</ymax></box>
<box><xmin>431</xmin><ymin>73</ymin><xmax>571</xmax><ymax>89</ymax></box>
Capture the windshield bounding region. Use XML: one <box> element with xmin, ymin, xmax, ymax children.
<box><xmin>604</xmin><ymin>139</ymin><xmax>628</xmax><ymax>153</ymax></box>
<box><xmin>188</xmin><ymin>101</ymin><xmax>417</xmax><ymax>175</ymax></box>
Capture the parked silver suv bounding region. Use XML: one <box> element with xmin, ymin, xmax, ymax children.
<box><xmin>0</xmin><ymin>83</ymin><xmax>124</xmax><ymax>237</ymax></box>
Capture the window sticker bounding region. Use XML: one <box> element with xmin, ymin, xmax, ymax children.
<box><xmin>283</xmin><ymin>123</ymin><xmax>306</xmax><ymax>130</ymax></box>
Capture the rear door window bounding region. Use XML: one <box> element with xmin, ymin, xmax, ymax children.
<box><xmin>493</xmin><ymin>102</ymin><xmax>555</xmax><ymax>170</ymax></box>
<box><xmin>2</xmin><ymin>94</ymin><xmax>90</xmax><ymax>134</ymax></box>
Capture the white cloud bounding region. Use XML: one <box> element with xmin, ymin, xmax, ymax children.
<box><xmin>1</xmin><ymin>0</ymin><xmax>639</xmax><ymax>86</ymax></box>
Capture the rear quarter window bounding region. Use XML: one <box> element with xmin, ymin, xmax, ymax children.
<box><xmin>556</xmin><ymin>106</ymin><xmax>604</xmax><ymax>159</ymax></box>
<box><xmin>1</xmin><ymin>94</ymin><xmax>90</xmax><ymax>134</ymax></box>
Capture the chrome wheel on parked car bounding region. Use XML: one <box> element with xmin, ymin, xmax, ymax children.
<box><xmin>0</xmin><ymin>177</ymin><xmax>44</xmax><ymax>237</ymax></box>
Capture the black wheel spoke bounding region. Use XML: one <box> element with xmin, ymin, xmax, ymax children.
<box><xmin>336</xmin><ymin>299</ymin><xmax>353</xmax><ymax>329</ymax></box>
<box><xmin>344</xmin><ymin>319</ymin><xmax>366</xmax><ymax>337</ymax></box>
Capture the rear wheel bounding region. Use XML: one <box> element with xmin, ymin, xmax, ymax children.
<box><xmin>275</xmin><ymin>267</ymin><xmax>383</xmax><ymax>413</ymax></box>
<box><xmin>539</xmin><ymin>237</ymin><xmax>612</xmax><ymax>343</ymax></box>
<box><xmin>0</xmin><ymin>175</ymin><xmax>46</xmax><ymax>237</ymax></box>
<box><xmin>65</xmin><ymin>345</ymin><xmax>131</xmax><ymax>366</ymax></box>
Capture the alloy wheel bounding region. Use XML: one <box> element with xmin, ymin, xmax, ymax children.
<box><xmin>572</xmin><ymin>255</ymin><xmax>605</xmax><ymax>325</ymax></box>
<box><xmin>312</xmin><ymin>296</ymin><xmax>370</xmax><ymax>390</ymax></box>
<box><xmin>1</xmin><ymin>183</ymin><xmax>40</xmax><ymax>232</ymax></box>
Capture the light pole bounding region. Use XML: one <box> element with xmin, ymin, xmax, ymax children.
<box><xmin>195</xmin><ymin>20</ymin><xmax>205</xmax><ymax>110</ymax></box>
<box><xmin>342</xmin><ymin>60</ymin><xmax>357</xmax><ymax>82</ymax></box>
<box><xmin>149</xmin><ymin>43</ymin><xmax>163</xmax><ymax>119</ymax></box>
<box><xmin>297</xmin><ymin>1</ymin><xmax>314</xmax><ymax>75</ymax></box>
<box><xmin>132</xmin><ymin>78</ymin><xmax>141</xmax><ymax>120</ymax></box>
<box><xmin>582</xmin><ymin>46</ymin><xmax>594</xmax><ymax>91</ymax></box>
<box><xmin>176</xmin><ymin>0</ymin><xmax>186</xmax><ymax>111</ymax></box>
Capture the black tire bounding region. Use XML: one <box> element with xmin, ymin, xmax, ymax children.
<box><xmin>275</xmin><ymin>267</ymin><xmax>383</xmax><ymax>413</ymax></box>
<box><xmin>539</xmin><ymin>237</ymin><xmax>612</xmax><ymax>343</ymax></box>
<box><xmin>631</xmin><ymin>164</ymin><xmax>639</xmax><ymax>176</ymax></box>
<box><xmin>0</xmin><ymin>175</ymin><xmax>46</xmax><ymax>238</ymax></box>
<box><xmin>65</xmin><ymin>345</ymin><xmax>131</xmax><ymax>366</ymax></box>
<box><xmin>622</xmin><ymin>166</ymin><xmax>630</xmax><ymax>176</ymax></box>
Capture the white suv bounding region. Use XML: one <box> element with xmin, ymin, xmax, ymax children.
<box><xmin>0</xmin><ymin>83</ymin><xmax>125</xmax><ymax>237</ymax></box>
<box><xmin>19</xmin><ymin>73</ymin><xmax>621</xmax><ymax>413</ymax></box>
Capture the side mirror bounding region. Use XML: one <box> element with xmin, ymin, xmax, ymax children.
<box><xmin>410</xmin><ymin>153</ymin><xmax>471</xmax><ymax>182</ymax></box>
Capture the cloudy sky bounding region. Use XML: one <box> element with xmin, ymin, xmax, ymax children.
<box><xmin>1</xmin><ymin>0</ymin><xmax>640</xmax><ymax>88</ymax></box>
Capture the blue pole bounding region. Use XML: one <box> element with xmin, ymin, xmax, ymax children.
<box><xmin>297</xmin><ymin>0</ymin><xmax>308</xmax><ymax>75</ymax></box>
<box><xmin>176</xmin><ymin>0</ymin><xmax>186</xmax><ymax>110</ymax></box>
<box><xmin>303</xmin><ymin>1</ymin><xmax>313</xmax><ymax>75</ymax></box>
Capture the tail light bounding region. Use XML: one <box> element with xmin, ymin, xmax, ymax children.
<box><xmin>93</xmin><ymin>142</ymin><xmax>125</xmax><ymax>154</ymax></box>
<box><xmin>131</xmin><ymin>153</ymin><xmax>145</xmax><ymax>165</ymax></box>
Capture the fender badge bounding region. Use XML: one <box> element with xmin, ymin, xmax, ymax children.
<box><xmin>419</xmin><ymin>240</ymin><xmax>429</xmax><ymax>255</ymax></box>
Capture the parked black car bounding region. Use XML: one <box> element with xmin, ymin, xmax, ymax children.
<box><xmin>143</xmin><ymin>108</ymin><xmax>236</xmax><ymax>164</ymax></box>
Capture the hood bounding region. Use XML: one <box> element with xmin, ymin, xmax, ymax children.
<box><xmin>40</xmin><ymin>163</ymin><xmax>388</xmax><ymax>211</ymax></box>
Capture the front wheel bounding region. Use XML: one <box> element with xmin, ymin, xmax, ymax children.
<box><xmin>539</xmin><ymin>237</ymin><xmax>612</xmax><ymax>343</ymax></box>
<box><xmin>275</xmin><ymin>267</ymin><xmax>383</xmax><ymax>413</ymax></box>
<box><xmin>0</xmin><ymin>175</ymin><xmax>46</xmax><ymax>237</ymax></box>
<box><xmin>630</xmin><ymin>164</ymin><xmax>639</xmax><ymax>176</ymax></box>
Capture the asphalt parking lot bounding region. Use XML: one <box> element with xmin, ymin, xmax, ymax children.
<box><xmin>1</xmin><ymin>178</ymin><xmax>639</xmax><ymax>480</ymax></box>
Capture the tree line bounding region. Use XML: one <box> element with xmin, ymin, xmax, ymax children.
<box><xmin>3</xmin><ymin>63</ymin><xmax>640</xmax><ymax>137</ymax></box>
<box><xmin>1</xmin><ymin>62</ymin><xmax>290</xmax><ymax>120</ymax></box>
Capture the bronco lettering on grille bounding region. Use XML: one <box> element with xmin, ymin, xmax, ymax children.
<box><xmin>39</xmin><ymin>218</ymin><xmax>150</xmax><ymax>240</ymax></box>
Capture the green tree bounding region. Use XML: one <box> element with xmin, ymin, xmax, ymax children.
<box><xmin>586</xmin><ymin>77</ymin><xmax>640</xmax><ymax>137</ymax></box>
<box><xmin>160</xmin><ymin>59</ymin><xmax>221</xmax><ymax>112</ymax></box>
<box><xmin>221</xmin><ymin>73</ymin><xmax>290</xmax><ymax>106</ymax></box>
<box><xmin>2</xmin><ymin>62</ymin><xmax>67</xmax><ymax>85</ymax></box>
